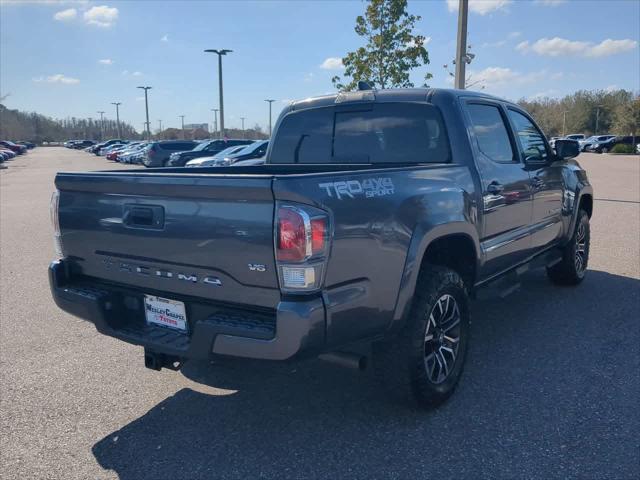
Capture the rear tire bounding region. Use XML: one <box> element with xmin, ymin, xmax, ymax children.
<box><xmin>547</xmin><ymin>209</ymin><xmax>590</xmax><ymax>285</ymax></box>
<box><xmin>373</xmin><ymin>265</ymin><xmax>470</xmax><ymax>409</ymax></box>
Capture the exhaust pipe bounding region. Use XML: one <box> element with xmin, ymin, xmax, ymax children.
<box><xmin>319</xmin><ymin>352</ymin><xmax>368</xmax><ymax>371</ymax></box>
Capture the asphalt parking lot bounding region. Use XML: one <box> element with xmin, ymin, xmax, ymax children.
<box><xmin>1</xmin><ymin>147</ymin><xmax>638</xmax><ymax>479</ymax></box>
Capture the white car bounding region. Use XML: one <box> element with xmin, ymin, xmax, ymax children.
<box><xmin>185</xmin><ymin>145</ymin><xmax>250</xmax><ymax>167</ymax></box>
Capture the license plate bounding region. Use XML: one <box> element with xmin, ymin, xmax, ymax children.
<box><xmin>144</xmin><ymin>295</ymin><xmax>188</xmax><ymax>332</ymax></box>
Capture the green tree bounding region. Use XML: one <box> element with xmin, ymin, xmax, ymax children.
<box><xmin>612</xmin><ymin>97</ymin><xmax>640</xmax><ymax>139</ymax></box>
<box><xmin>332</xmin><ymin>0</ymin><xmax>432</xmax><ymax>91</ymax></box>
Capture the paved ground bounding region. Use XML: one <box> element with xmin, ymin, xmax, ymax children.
<box><xmin>1</xmin><ymin>148</ymin><xmax>638</xmax><ymax>479</ymax></box>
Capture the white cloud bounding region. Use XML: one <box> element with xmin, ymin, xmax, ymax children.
<box><xmin>53</xmin><ymin>7</ymin><xmax>76</xmax><ymax>21</ymax></box>
<box><xmin>508</xmin><ymin>31</ymin><xmax>521</xmax><ymax>39</ymax></box>
<box><xmin>517</xmin><ymin>37</ymin><xmax>638</xmax><ymax>57</ymax></box>
<box><xmin>33</xmin><ymin>73</ymin><xmax>79</xmax><ymax>84</ymax></box>
<box><xmin>121</xmin><ymin>70</ymin><xmax>129</xmax><ymax>75</ymax></box>
<box><xmin>604</xmin><ymin>84</ymin><xmax>619</xmax><ymax>92</ymax></box>
<box><xmin>160</xmin><ymin>34</ymin><xmax>169</xmax><ymax>42</ymax></box>
<box><xmin>320</xmin><ymin>57</ymin><xmax>343</xmax><ymax>70</ymax></box>
<box><xmin>98</xmin><ymin>58</ymin><xmax>113</xmax><ymax>65</ymax></box>
<box><xmin>447</xmin><ymin>0</ymin><xmax>512</xmax><ymax>16</ymax></box>
<box><xmin>83</xmin><ymin>5</ymin><xmax>118</xmax><ymax>28</ymax></box>
<box><xmin>424</xmin><ymin>36</ymin><xmax>432</xmax><ymax>45</ymax></box>
<box><xmin>468</xmin><ymin>67</ymin><xmax>553</xmax><ymax>89</ymax></box>
<box><xmin>534</xmin><ymin>0</ymin><xmax>567</xmax><ymax>6</ymax></box>
<box><xmin>132</xmin><ymin>71</ymin><xmax>142</xmax><ymax>76</ymax></box>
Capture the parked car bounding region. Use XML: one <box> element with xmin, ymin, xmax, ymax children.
<box><xmin>185</xmin><ymin>145</ymin><xmax>250</xmax><ymax>167</ymax></box>
<box><xmin>166</xmin><ymin>139</ymin><xmax>254</xmax><ymax>167</ymax></box>
<box><xmin>636</xmin><ymin>143</ymin><xmax>640</xmax><ymax>154</ymax></box>
<box><xmin>142</xmin><ymin>140</ymin><xmax>199</xmax><ymax>167</ymax></box>
<box><xmin>17</xmin><ymin>141</ymin><xmax>36</xmax><ymax>149</ymax></box>
<box><xmin>579</xmin><ymin>135</ymin><xmax>615</xmax><ymax>152</ymax></box>
<box><xmin>219</xmin><ymin>140</ymin><xmax>269</xmax><ymax>166</ymax></box>
<box><xmin>116</xmin><ymin>143</ymin><xmax>148</xmax><ymax>163</ymax></box>
<box><xmin>564</xmin><ymin>134</ymin><xmax>585</xmax><ymax>142</ymax></box>
<box><xmin>231</xmin><ymin>157</ymin><xmax>266</xmax><ymax>166</ymax></box>
<box><xmin>49</xmin><ymin>87</ymin><xmax>593</xmax><ymax>409</ymax></box>
<box><xmin>99</xmin><ymin>143</ymin><xmax>127</xmax><ymax>156</ymax></box>
<box><xmin>92</xmin><ymin>139</ymin><xmax>127</xmax><ymax>155</ymax></box>
<box><xmin>0</xmin><ymin>140</ymin><xmax>27</xmax><ymax>154</ymax></box>
<box><xmin>586</xmin><ymin>135</ymin><xmax>635</xmax><ymax>153</ymax></box>
<box><xmin>71</xmin><ymin>140</ymin><xmax>95</xmax><ymax>150</ymax></box>
<box><xmin>0</xmin><ymin>148</ymin><xmax>16</xmax><ymax>160</ymax></box>
<box><xmin>548</xmin><ymin>136</ymin><xmax>561</xmax><ymax>149</ymax></box>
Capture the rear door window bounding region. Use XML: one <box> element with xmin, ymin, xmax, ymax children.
<box><xmin>270</xmin><ymin>103</ymin><xmax>450</xmax><ymax>164</ymax></box>
<box><xmin>466</xmin><ymin>103</ymin><xmax>515</xmax><ymax>163</ymax></box>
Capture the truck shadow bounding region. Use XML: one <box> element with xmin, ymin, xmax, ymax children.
<box><xmin>92</xmin><ymin>270</ymin><xmax>639</xmax><ymax>479</ymax></box>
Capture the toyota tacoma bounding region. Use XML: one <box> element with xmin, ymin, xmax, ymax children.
<box><xmin>49</xmin><ymin>88</ymin><xmax>593</xmax><ymax>408</ymax></box>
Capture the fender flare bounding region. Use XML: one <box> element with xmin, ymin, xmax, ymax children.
<box><xmin>566</xmin><ymin>185</ymin><xmax>593</xmax><ymax>241</ymax></box>
<box><xmin>390</xmin><ymin>221</ymin><xmax>481</xmax><ymax>331</ymax></box>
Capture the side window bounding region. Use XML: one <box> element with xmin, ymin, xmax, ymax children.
<box><xmin>508</xmin><ymin>109</ymin><xmax>549</xmax><ymax>162</ymax></box>
<box><xmin>466</xmin><ymin>103</ymin><xmax>515</xmax><ymax>163</ymax></box>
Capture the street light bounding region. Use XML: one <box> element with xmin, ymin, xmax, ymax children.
<box><xmin>211</xmin><ymin>108</ymin><xmax>219</xmax><ymax>138</ymax></box>
<box><xmin>562</xmin><ymin>110</ymin><xmax>568</xmax><ymax>137</ymax></box>
<box><xmin>111</xmin><ymin>102</ymin><xmax>122</xmax><ymax>139</ymax></box>
<box><xmin>204</xmin><ymin>49</ymin><xmax>232</xmax><ymax>138</ymax></box>
<box><xmin>264</xmin><ymin>99</ymin><xmax>275</xmax><ymax>136</ymax></box>
<box><xmin>137</xmin><ymin>86</ymin><xmax>152</xmax><ymax>141</ymax></box>
<box><xmin>97</xmin><ymin>111</ymin><xmax>105</xmax><ymax>141</ymax></box>
<box><xmin>595</xmin><ymin>105</ymin><xmax>604</xmax><ymax>135</ymax></box>
<box><xmin>179</xmin><ymin>115</ymin><xmax>185</xmax><ymax>139</ymax></box>
<box><xmin>454</xmin><ymin>0</ymin><xmax>469</xmax><ymax>89</ymax></box>
<box><xmin>240</xmin><ymin>116</ymin><xmax>246</xmax><ymax>138</ymax></box>
<box><xmin>157</xmin><ymin>120</ymin><xmax>163</xmax><ymax>139</ymax></box>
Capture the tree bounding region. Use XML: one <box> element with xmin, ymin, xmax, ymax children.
<box><xmin>612</xmin><ymin>97</ymin><xmax>640</xmax><ymax>139</ymax></box>
<box><xmin>331</xmin><ymin>0</ymin><xmax>432</xmax><ymax>91</ymax></box>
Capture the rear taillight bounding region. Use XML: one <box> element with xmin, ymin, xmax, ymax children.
<box><xmin>276</xmin><ymin>204</ymin><xmax>330</xmax><ymax>292</ymax></box>
<box><xmin>50</xmin><ymin>190</ymin><xmax>63</xmax><ymax>258</ymax></box>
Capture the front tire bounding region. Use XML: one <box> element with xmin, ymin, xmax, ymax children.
<box><xmin>373</xmin><ymin>265</ymin><xmax>470</xmax><ymax>409</ymax></box>
<box><xmin>547</xmin><ymin>209</ymin><xmax>590</xmax><ymax>285</ymax></box>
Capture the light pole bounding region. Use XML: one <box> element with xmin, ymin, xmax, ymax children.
<box><xmin>454</xmin><ymin>0</ymin><xmax>469</xmax><ymax>89</ymax></box>
<box><xmin>264</xmin><ymin>99</ymin><xmax>275</xmax><ymax>136</ymax></box>
<box><xmin>211</xmin><ymin>108</ymin><xmax>218</xmax><ymax>138</ymax></box>
<box><xmin>595</xmin><ymin>105</ymin><xmax>603</xmax><ymax>135</ymax></box>
<box><xmin>157</xmin><ymin>120</ymin><xmax>163</xmax><ymax>139</ymax></box>
<box><xmin>111</xmin><ymin>102</ymin><xmax>122</xmax><ymax>138</ymax></box>
<box><xmin>562</xmin><ymin>110</ymin><xmax>568</xmax><ymax>137</ymax></box>
<box><xmin>204</xmin><ymin>49</ymin><xmax>232</xmax><ymax>138</ymax></box>
<box><xmin>179</xmin><ymin>115</ymin><xmax>185</xmax><ymax>139</ymax></box>
<box><xmin>240</xmin><ymin>117</ymin><xmax>246</xmax><ymax>138</ymax></box>
<box><xmin>137</xmin><ymin>86</ymin><xmax>152</xmax><ymax>141</ymax></box>
<box><xmin>97</xmin><ymin>111</ymin><xmax>105</xmax><ymax>141</ymax></box>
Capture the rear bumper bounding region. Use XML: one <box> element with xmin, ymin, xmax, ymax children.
<box><xmin>49</xmin><ymin>260</ymin><xmax>325</xmax><ymax>361</ymax></box>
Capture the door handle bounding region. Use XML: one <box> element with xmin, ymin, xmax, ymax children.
<box><xmin>487</xmin><ymin>182</ymin><xmax>504</xmax><ymax>194</ymax></box>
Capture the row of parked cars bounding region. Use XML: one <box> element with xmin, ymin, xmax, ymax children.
<box><xmin>549</xmin><ymin>134</ymin><xmax>639</xmax><ymax>153</ymax></box>
<box><xmin>71</xmin><ymin>138</ymin><xmax>270</xmax><ymax>168</ymax></box>
<box><xmin>0</xmin><ymin>140</ymin><xmax>35</xmax><ymax>169</ymax></box>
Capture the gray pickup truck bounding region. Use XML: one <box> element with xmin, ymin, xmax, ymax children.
<box><xmin>49</xmin><ymin>88</ymin><xmax>593</xmax><ymax>408</ymax></box>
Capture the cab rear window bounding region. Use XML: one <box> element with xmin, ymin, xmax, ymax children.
<box><xmin>270</xmin><ymin>103</ymin><xmax>450</xmax><ymax>164</ymax></box>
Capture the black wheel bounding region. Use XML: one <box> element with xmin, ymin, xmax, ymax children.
<box><xmin>601</xmin><ymin>147</ymin><xmax>608</xmax><ymax>154</ymax></box>
<box><xmin>547</xmin><ymin>209</ymin><xmax>590</xmax><ymax>285</ymax></box>
<box><xmin>373</xmin><ymin>265</ymin><xmax>470</xmax><ymax>409</ymax></box>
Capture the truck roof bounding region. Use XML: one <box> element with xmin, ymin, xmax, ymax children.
<box><xmin>286</xmin><ymin>88</ymin><xmax>512</xmax><ymax>112</ymax></box>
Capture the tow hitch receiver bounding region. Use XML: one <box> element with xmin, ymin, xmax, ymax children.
<box><xmin>144</xmin><ymin>348</ymin><xmax>183</xmax><ymax>371</ymax></box>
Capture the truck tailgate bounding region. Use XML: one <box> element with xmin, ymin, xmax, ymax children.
<box><xmin>55</xmin><ymin>172</ymin><xmax>280</xmax><ymax>308</ymax></box>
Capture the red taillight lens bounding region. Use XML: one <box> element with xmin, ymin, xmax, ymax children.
<box><xmin>311</xmin><ymin>218</ymin><xmax>326</xmax><ymax>253</ymax></box>
<box><xmin>277</xmin><ymin>207</ymin><xmax>307</xmax><ymax>262</ymax></box>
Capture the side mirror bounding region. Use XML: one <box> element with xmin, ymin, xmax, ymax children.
<box><xmin>555</xmin><ymin>139</ymin><xmax>580</xmax><ymax>160</ymax></box>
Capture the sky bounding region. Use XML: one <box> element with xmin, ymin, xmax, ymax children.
<box><xmin>1</xmin><ymin>0</ymin><xmax>639</xmax><ymax>134</ymax></box>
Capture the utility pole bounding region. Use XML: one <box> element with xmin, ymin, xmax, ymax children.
<box><xmin>562</xmin><ymin>110</ymin><xmax>567</xmax><ymax>137</ymax></box>
<box><xmin>137</xmin><ymin>86</ymin><xmax>152</xmax><ymax>140</ymax></box>
<box><xmin>454</xmin><ymin>0</ymin><xmax>469</xmax><ymax>89</ymax></box>
<box><xmin>111</xmin><ymin>102</ymin><xmax>122</xmax><ymax>138</ymax></box>
<box><xmin>204</xmin><ymin>49</ymin><xmax>232</xmax><ymax>138</ymax></box>
<box><xmin>97</xmin><ymin>111</ymin><xmax>105</xmax><ymax>141</ymax></box>
<box><xmin>240</xmin><ymin>117</ymin><xmax>246</xmax><ymax>138</ymax></box>
<box><xmin>264</xmin><ymin>99</ymin><xmax>275</xmax><ymax>136</ymax></box>
<box><xmin>211</xmin><ymin>108</ymin><xmax>218</xmax><ymax>138</ymax></box>
<box><xmin>157</xmin><ymin>120</ymin><xmax>163</xmax><ymax>139</ymax></box>
<box><xmin>179</xmin><ymin>115</ymin><xmax>185</xmax><ymax>139</ymax></box>
<box><xmin>595</xmin><ymin>105</ymin><xmax>603</xmax><ymax>135</ymax></box>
